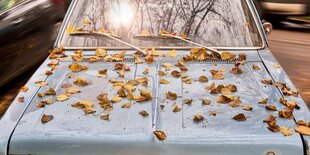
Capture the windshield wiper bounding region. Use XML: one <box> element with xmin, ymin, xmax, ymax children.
<box><xmin>70</xmin><ymin>31</ymin><xmax>147</xmax><ymax>55</ymax></box>
<box><xmin>159</xmin><ymin>33</ymin><xmax>220</xmax><ymax>55</ymax></box>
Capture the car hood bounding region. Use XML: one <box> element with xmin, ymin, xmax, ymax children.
<box><xmin>8</xmin><ymin>50</ymin><xmax>304</xmax><ymax>155</ymax></box>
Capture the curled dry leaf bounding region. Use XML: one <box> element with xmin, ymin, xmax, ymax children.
<box><xmin>173</xmin><ymin>105</ymin><xmax>182</xmax><ymax>113</ymax></box>
<box><xmin>139</xmin><ymin>110</ymin><xmax>149</xmax><ymax>117</ymax></box>
<box><xmin>117</xmin><ymin>71</ymin><xmax>125</xmax><ymax>77</ymax></box>
<box><xmin>145</xmin><ymin>54</ymin><xmax>155</xmax><ymax>64</ymax></box>
<box><xmin>202</xmin><ymin>99</ymin><xmax>211</xmax><ymax>105</ymax></box>
<box><xmin>183</xmin><ymin>99</ymin><xmax>192</xmax><ymax>105</ymax></box>
<box><xmin>72</xmin><ymin>101</ymin><xmax>95</xmax><ymax>114</ymax></box>
<box><xmin>263</xmin><ymin>114</ymin><xmax>276</xmax><ymax>123</ymax></box>
<box><xmin>44</xmin><ymin>88</ymin><xmax>56</xmax><ymax>95</ymax></box>
<box><xmin>18</xmin><ymin>96</ymin><xmax>24</xmax><ymax>102</ymax></box>
<box><xmin>143</xmin><ymin>68</ymin><xmax>149</xmax><ymax>74</ymax></box>
<box><xmin>274</xmin><ymin>82</ymin><xmax>286</xmax><ymax>87</ymax></box>
<box><xmin>265</xmin><ymin>105</ymin><xmax>277</xmax><ymax>111</ymax></box>
<box><xmin>205</xmin><ymin>82</ymin><xmax>216</xmax><ymax>90</ymax></box>
<box><xmin>227</xmin><ymin>84</ymin><xmax>237</xmax><ymax>92</ymax></box>
<box><xmin>209</xmin><ymin>111</ymin><xmax>217</xmax><ymax>116</ymax></box>
<box><xmin>239</xmin><ymin>53</ymin><xmax>247</xmax><ymax>60</ymax></box>
<box><xmin>295</xmin><ymin>126</ymin><xmax>310</xmax><ymax>136</ymax></box>
<box><xmin>171</xmin><ymin>70</ymin><xmax>181</xmax><ymax>78</ymax></box>
<box><xmin>166</xmin><ymin>49</ymin><xmax>177</xmax><ymax>57</ymax></box>
<box><xmin>267</xmin><ymin>120</ymin><xmax>281</xmax><ymax>132</ymax></box>
<box><xmin>121</xmin><ymin>102</ymin><xmax>131</xmax><ymax>108</ymax></box>
<box><xmin>100</xmin><ymin>114</ymin><xmax>110</xmax><ymax>120</ymax></box>
<box><xmin>66</xmin><ymin>88</ymin><xmax>81</xmax><ymax>94</ymax></box>
<box><xmin>134</xmin><ymin>56</ymin><xmax>143</xmax><ymax>64</ymax></box>
<box><xmin>210</xmin><ymin>70</ymin><xmax>224</xmax><ymax>79</ymax></box>
<box><xmin>162</xmin><ymin>63</ymin><xmax>173</xmax><ymax>68</ymax></box>
<box><xmin>252</xmin><ymin>64</ymin><xmax>261</xmax><ymax>70</ymax></box>
<box><xmin>114</xmin><ymin>63</ymin><xmax>124</xmax><ymax>70</ymax></box>
<box><xmin>221</xmin><ymin>52</ymin><xmax>236</xmax><ymax>60</ymax></box>
<box><xmin>166</xmin><ymin>91</ymin><xmax>177</xmax><ymax>100</ymax></box>
<box><xmin>281</xmin><ymin>127</ymin><xmax>293</xmax><ymax>136</ymax></box>
<box><xmin>139</xmin><ymin>89</ymin><xmax>152</xmax><ymax>99</ymax></box>
<box><xmin>153</xmin><ymin>130</ymin><xmax>167</xmax><ymax>141</ymax></box>
<box><xmin>182</xmin><ymin>77</ymin><xmax>192</xmax><ymax>84</ymax></box>
<box><xmin>41</xmin><ymin>114</ymin><xmax>54</xmax><ymax>124</ymax></box>
<box><xmin>261</xmin><ymin>80</ymin><xmax>272</xmax><ymax>85</ymax></box>
<box><xmin>117</xmin><ymin>88</ymin><xmax>126</xmax><ymax>97</ymax></box>
<box><xmin>20</xmin><ymin>85</ymin><xmax>29</xmax><ymax>92</ymax></box>
<box><xmin>45</xmin><ymin>70</ymin><xmax>53</xmax><ymax>75</ymax></box>
<box><xmin>72</xmin><ymin>50</ymin><xmax>83</xmax><ymax>62</ymax></box>
<box><xmin>259</xmin><ymin>98</ymin><xmax>268</xmax><ymax>104</ymax></box>
<box><xmin>111</xmin><ymin>96</ymin><xmax>122</xmax><ymax>103</ymax></box>
<box><xmin>221</xmin><ymin>88</ymin><xmax>231</xmax><ymax>95</ymax></box>
<box><xmin>56</xmin><ymin>94</ymin><xmax>69</xmax><ymax>102</ymax></box>
<box><xmin>233</xmin><ymin>113</ymin><xmax>246</xmax><ymax>121</ymax></box>
<box><xmin>74</xmin><ymin>78</ymin><xmax>91</xmax><ymax>87</ymax></box>
<box><xmin>158</xmin><ymin>71</ymin><xmax>167</xmax><ymax>76</ymax></box>
<box><xmin>229</xmin><ymin>67</ymin><xmax>243</xmax><ymax>74</ymax></box>
<box><xmin>193</xmin><ymin>114</ymin><xmax>204</xmax><ymax>122</ymax></box>
<box><xmin>218</xmin><ymin>95</ymin><xmax>234</xmax><ymax>104</ymax></box>
<box><xmin>278</xmin><ymin>108</ymin><xmax>293</xmax><ymax>119</ymax></box>
<box><xmin>160</xmin><ymin>78</ymin><xmax>170</xmax><ymax>84</ymax></box>
<box><xmin>35</xmin><ymin>81</ymin><xmax>48</xmax><ymax>87</ymax></box>
<box><xmin>98</xmin><ymin>69</ymin><xmax>108</xmax><ymax>77</ymax></box>
<box><xmin>36</xmin><ymin>101</ymin><xmax>45</xmax><ymax>108</ymax></box>
<box><xmin>297</xmin><ymin>120</ymin><xmax>310</xmax><ymax>127</ymax></box>
<box><xmin>243</xmin><ymin>105</ymin><xmax>253</xmax><ymax>111</ymax></box>
<box><xmin>199</xmin><ymin>76</ymin><xmax>208</xmax><ymax>83</ymax></box>
<box><xmin>274</xmin><ymin>64</ymin><xmax>281</xmax><ymax>68</ymax></box>
<box><xmin>95</xmin><ymin>48</ymin><xmax>107</xmax><ymax>57</ymax></box>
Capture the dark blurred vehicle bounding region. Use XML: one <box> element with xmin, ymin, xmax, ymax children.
<box><xmin>254</xmin><ymin>0</ymin><xmax>310</xmax><ymax>24</ymax></box>
<box><xmin>50</xmin><ymin>0</ymin><xmax>71</xmax><ymax>20</ymax></box>
<box><xmin>0</xmin><ymin>0</ymin><xmax>69</xmax><ymax>87</ymax></box>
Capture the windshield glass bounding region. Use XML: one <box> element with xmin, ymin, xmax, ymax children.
<box><xmin>60</xmin><ymin>0</ymin><xmax>263</xmax><ymax>48</ymax></box>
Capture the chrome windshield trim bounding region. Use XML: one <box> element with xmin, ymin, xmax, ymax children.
<box><xmin>56</xmin><ymin>0</ymin><xmax>267</xmax><ymax>50</ymax></box>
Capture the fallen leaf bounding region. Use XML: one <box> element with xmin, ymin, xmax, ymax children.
<box><xmin>297</xmin><ymin>120</ymin><xmax>310</xmax><ymax>127</ymax></box>
<box><xmin>201</xmin><ymin>99</ymin><xmax>211</xmax><ymax>105</ymax></box>
<box><xmin>205</xmin><ymin>82</ymin><xmax>216</xmax><ymax>90</ymax></box>
<box><xmin>72</xmin><ymin>50</ymin><xmax>83</xmax><ymax>61</ymax></box>
<box><xmin>41</xmin><ymin>114</ymin><xmax>54</xmax><ymax>124</ymax></box>
<box><xmin>121</xmin><ymin>102</ymin><xmax>131</xmax><ymax>108</ymax></box>
<box><xmin>210</xmin><ymin>70</ymin><xmax>224</xmax><ymax>79</ymax></box>
<box><xmin>56</xmin><ymin>94</ymin><xmax>69</xmax><ymax>101</ymax></box>
<box><xmin>173</xmin><ymin>105</ymin><xmax>182</xmax><ymax>112</ymax></box>
<box><xmin>233</xmin><ymin>113</ymin><xmax>246</xmax><ymax>121</ymax></box>
<box><xmin>261</xmin><ymin>80</ymin><xmax>273</xmax><ymax>85</ymax></box>
<box><xmin>259</xmin><ymin>98</ymin><xmax>268</xmax><ymax>104</ymax></box>
<box><xmin>143</xmin><ymin>68</ymin><xmax>149</xmax><ymax>74</ymax></box>
<box><xmin>278</xmin><ymin>108</ymin><xmax>292</xmax><ymax>119</ymax></box>
<box><xmin>35</xmin><ymin>81</ymin><xmax>49</xmax><ymax>87</ymax></box>
<box><xmin>267</xmin><ymin>120</ymin><xmax>281</xmax><ymax>132</ymax></box>
<box><xmin>100</xmin><ymin>114</ymin><xmax>110</xmax><ymax>120</ymax></box>
<box><xmin>274</xmin><ymin>82</ymin><xmax>286</xmax><ymax>87</ymax></box>
<box><xmin>239</xmin><ymin>53</ymin><xmax>247</xmax><ymax>60</ymax></box>
<box><xmin>295</xmin><ymin>126</ymin><xmax>310</xmax><ymax>136</ymax></box>
<box><xmin>274</xmin><ymin>64</ymin><xmax>281</xmax><ymax>68</ymax></box>
<box><xmin>243</xmin><ymin>105</ymin><xmax>253</xmax><ymax>111</ymax></box>
<box><xmin>20</xmin><ymin>85</ymin><xmax>29</xmax><ymax>92</ymax></box>
<box><xmin>252</xmin><ymin>64</ymin><xmax>261</xmax><ymax>70</ymax></box>
<box><xmin>117</xmin><ymin>88</ymin><xmax>126</xmax><ymax>97</ymax></box>
<box><xmin>44</xmin><ymin>98</ymin><xmax>53</xmax><ymax>105</ymax></box>
<box><xmin>66</xmin><ymin>88</ymin><xmax>81</xmax><ymax>94</ymax></box>
<box><xmin>281</xmin><ymin>126</ymin><xmax>293</xmax><ymax>136</ymax></box>
<box><xmin>162</xmin><ymin>63</ymin><xmax>173</xmax><ymax>68</ymax></box>
<box><xmin>193</xmin><ymin>114</ymin><xmax>204</xmax><ymax>122</ymax></box>
<box><xmin>74</xmin><ymin>78</ymin><xmax>91</xmax><ymax>87</ymax></box>
<box><xmin>84</xmin><ymin>107</ymin><xmax>96</xmax><ymax>114</ymax></box>
<box><xmin>229</xmin><ymin>67</ymin><xmax>243</xmax><ymax>74</ymax></box>
<box><xmin>18</xmin><ymin>96</ymin><xmax>24</xmax><ymax>102</ymax></box>
<box><xmin>95</xmin><ymin>48</ymin><xmax>107</xmax><ymax>57</ymax></box>
<box><xmin>218</xmin><ymin>95</ymin><xmax>234</xmax><ymax>104</ymax></box>
<box><xmin>209</xmin><ymin>111</ymin><xmax>217</xmax><ymax>116</ymax></box>
<box><xmin>265</xmin><ymin>105</ymin><xmax>277</xmax><ymax>111</ymax></box>
<box><xmin>221</xmin><ymin>88</ymin><xmax>231</xmax><ymax>95</ymax></box>
<box><xmin>145</xmin><ymin>54</ymin><xmax>155</xmax><ymax>64</ymax></box>
<box><xmin>44</xmin><ymin>88</ymin><xmax>56</xmax><ymax>95</ymax></box>
<box><xmin>263</xmin><ymin>114</ymin><xmax>276</xmax><ymax>123</ymax></box>
<box><xmin>183</xmin><ymin>99</ymin><xmax>192</xmax><ymax>105</ymax></box>
<box><xmin>153</xmin><ymin>130</ymin><xmax>167</xmax><ymax>141</ymax></box>
<box><xmin>111</xmin><ymin>96</ymin><xmax>122</xmax><ymax>103</ymax></box>
<box><xmin>36</xmin><ymin>101</ymin><xmax>45</xmax><ymax>108</ymax></box>
<box><xmin>166</xmin><ymin>91</ymin><xmax>177</xmax><ymax>100</ymax></box>
<box><xmin>221</xmin><ymin>52</ymin><xmax>235</xmax><ymax>60</ymax></box>
<box><xmin>139</xmin><ymin>110</ymin><xmax>149</xmax><ymax>117</ymax></box>
<box><xmin>45</xmin><ymin>70</ymin><xmax>53</xmax><ymax>75</ymax></box>
<box><xmin>166</xmin><ymin>49</ymin><xmax>177</xmax><ymax>57</ymax></box>
<box><xmin>199</xmin><ymin>76</ymin><xmax>208</xmax><ymax>83</ymax></box>
<box><xmin>134</xmin><ymin>56</ymin><xmax>143</xmax><ymax>64</ymax></box>
<box><xmin>160</xmin><ymin>78</ymin><xmax>170</xmax><ymax>84</ymax></box>
<box><xmin>182</xmin><ymin>77</ymin><xmax>192</xmax><ymax>84</ymax></box>
<box><xmin>171</xmin><ymin>70</ymin><xmax>181</xmax><ymax>78</ymax></box>
<box><xmin>158</xmin><ymin>71</ymin><xmax>167</xmax><ymax>76</ymax></box>
<box><xmin>139</xmin><ymin>89</ymin><xmax>152</xmax><ymax>100</ymax></box>
<box><xmin>227</xmin><ymin>84</ymin><xmax>237</xmax><ymax>92</ymax></box>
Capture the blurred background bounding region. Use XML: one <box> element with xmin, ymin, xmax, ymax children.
<box><xmin>0</xmin><ymin>0</ymin><xmax>309</xmax><ymax>117</ymax></box>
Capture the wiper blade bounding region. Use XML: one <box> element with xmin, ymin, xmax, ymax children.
<box><xmin>159</xmin><ymin>33</ymin><xmax>220</xmax><ymax>55</ymax></box>
<box><xmin>70</xmin><ymin>31</ymin><xmax>147</xmax><ymax>55</ymax></box>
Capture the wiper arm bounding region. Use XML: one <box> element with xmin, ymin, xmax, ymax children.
<box><xmin>159</xmin><ymin>33</ymin><xmax>220</xmax><ymax>55</ymax></box>
<box><xmin>70</xmin><ymin>31</ymin><xmax>147</xmax><ymax>55</ymax></box>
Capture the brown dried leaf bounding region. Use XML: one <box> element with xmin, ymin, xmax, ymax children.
<box><xmin>218</xmin><ymin>95</ymin><xmax>234</xmax><ymax>104</ymax></box>
<box><xmin>41</xmin><ymin>114</ymin><xmax>54</xmax><ymax>124</ymax></box>
<box><xmin>243</xmin><ymin>105</ymin><xmax>253</xmax><ymax>111</ymax></box>
<box><xmin>239</xmin><ymin>53</ymin><xmax>247</xmax><ymax>60</ymax></box>
<box><xmin>295</xmin><ymin>126</ymin><xmax>310</xmax><ymax>136</ymax></box>
<box><xmin>160</xmin><ymin>78</ymin><xmax>170</xmax><ymax>84</ymax></box>
<box><xmin>166</xmin><ymin>91</ymin><xmax>177</xmax><ymax>100</ymax></box>
<box><xmin>153</xmin><ymin>130</ymin><xmax>167</xmax><ymax>141</ymax></box>
<box><xmin>145</xmin><ymin>54</ymin><xmax>155</xmax><ymax>64</ymax></box>
<box><xmin>66</xmin><ymin>88</ymin><xmax>81</xmax><ymax>94</ymax></box>
<box><xmin>280</xmin><ymin>126</ymin><xmax>293</xmax><ymax>136</ymax></box>
<box><xmin>265</xmin><ymin>105</ymin><xmax>277</xmax><ymax>111</ymax></box>
<box><xmin>183</xmin><ymin>99</ymin><xmax>192</xmax><ymax>105</ymax></box>
<box><xmin>171</xmin><ymin>70</ymin><xmax>181</xmax><ymax>78</ymax></box>
<box><xmin>95</xmin><ymin>48</ymin><xmax>107</xmax><ymax>57</ymax></box>
<box><xmin>18</xmin><ymin>96</ymin><xmax>24</xmax><ymax>102</ymax></box>
<box><xmin>20</xmin><ymin>85</ymin><xmax>29</xmax><ymax>92</ymax></box>
<box><xmin>72</xmin><ymin>50</ymin><xmax>83</xmax><ymax>61</ymax></box>
<box><xmin>45</xmin><ymin>70</ymin><xmax>53</xmax><ymax>75</ymax></box>
<box><xmin>252</xmin><ymin>64</ymin><xmax>261</xmax><ymax>70</ymax></box>
<box><xmin>278</xmin><ymin>108</ymin><xmax>293</xmax><ymax>119</ymax></box>
<box><xmin>143</xmin><ymin>68</ymin><xmax>149</xmax><ymax>74</ymax></box>
<box><xmin>221</xmin><ymin>88</ymin><xmax>231</xmax><ymax>95</ymax></box>
<box><xmin>233</xmin><ymin>113</ymin><xmax>246</xmax><ymax>121</ymax></box>
<box><xmin>162</xmin><ymin>63</ymin><xmax>173</xmax><ymax>68</ymax></box>
<box><xmin>117</xmin><ymin>88</ymin><xmax>127</xmax><ymax>97</ymax></box>
<box><xmin>158</xmin><ymin>71</ymin><xmax>167</xmax><ymax>76</ymax></box>
<box><xmin>36</xmin><ymin>101</ymin><xmax>45</xmax><ymax>108</ymax></box>
<box><xmin>74</xmin><ymin>78</ymin><xmax>91</xmax><ymax>87</ymax></box>
<box><xmin>209</xmin><ymin>111</ymin><xmax>217</xmax><ymax>116</ymax></box>
<box><xmin>274</xmin><ymin>82</ymin><xmax>286</xmax><ymax>87</ymax></box>
<box><xmin>267</xmin><ymin>120</ymin><xmax>281</xmax><ymax>132</ymax></box>
<box><xmin>227</xmin><ymin>84</ymin><xmax>237</xmax><ymax>92</ymax></box>
<box><xmin>56</xmin><ymin>94</ymin><xmax>69</xmax><ymax>101</ymax></box>
<box><xmin>205</xmin><ymin>82</ymin><xmax>216</xmax><ymax>90</ymax></box>
<box><xmin>44</xmin><ymin>88</ymin><xmax>56</xmax><ymax>95</ymax></box>
<box><xmin>202</xmin><ymin>99</ymin><xmax>211</xmax><ymax>105</ymax></box>
<box><xmin>111</xmin><ymin>96</ymin><xmax>122</xmax><ymax>103</ymax></box>
<box><xmin>261</xmin><ymin>80</ymin><xmax>273</xmax><ymax>85</ymax></box>
<box><xmin>221</xmin><ymin>52</ymin><xmax>235</xmax><ymax>60</ymax></box>
<box><xmin>229</xmin><ymin>67</ymin><xmax>243</xmax><ymax>74</ymax></box>
<box><xmin>199</xmin><ymin>76</ymin><xmax>208</xmax><ymax>83</ymax></box>
<box><xmin>263</xmin><ymin>114</ymin><xmax>276</xmax><ymax>123</ymax></box>
<box><xmin>210</xmin><ymin>70</ymin><xmax>224</xmax><ymax>79</ymax></box>
<box><xmin>173</xmin><ymin>105</ymin><xmax>182</xmax><ymax>113</ymax></box>
<box><xmin>259</xmin><ymin>98</ymin><xmax>268</xmax><ymax>104</ymax></box>
<box><xmin>121</xmin><ymin>102</ymin><xmax>131</xmax><ymax>108</ymax></box>
<box><xmin>297</xmin><ymin>120</ymin><xmax>310</xmax><ymax>127</ymax></box>
<box><xmin>166</xmin><ymin>49</ymin><xmax>177</xmax><ymax>57</ymax></box>
<box><xmin>100</xmin><ymin>114</ymin><xmax>110</xmax><ymax>120</ymax></box>
<box><xmin>84</xmin><ymin>107</ymin><xmax>96</xmax><ymax>114</ymax></box>
<box><xmin>193</xmin><ymin>114</ymin><xmax>204</xmax><ymax>122</ymax></box>
<box><xmin>139</xmin><ymin>110</ymin><xmax>149</xmax><ymax>117</ymax></box>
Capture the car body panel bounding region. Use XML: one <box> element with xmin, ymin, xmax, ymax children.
<box><xmin>0</xmin><ymin>0</ymin><xmax>309</xmax><ymax>155</ymax></box>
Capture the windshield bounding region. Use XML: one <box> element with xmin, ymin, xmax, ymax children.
<box><xmin>60</xmin><ymin>0</ymin><xmax>263</xmax><ymax>48</ymax></box>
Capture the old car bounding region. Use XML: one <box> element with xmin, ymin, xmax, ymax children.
<box><xmin>0</xmin><ymin>0</ymin><xmax>71</xmax><ymax>88</ymax></box>
<box><xmin>0</xmin><ymin>0</ymin><xmax>309</xmax><ymax>155</ymax></box>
